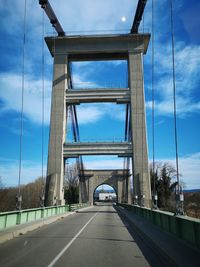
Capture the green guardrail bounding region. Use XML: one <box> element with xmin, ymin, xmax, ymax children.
<box><xmin>118</xmin><ymin>203</ymin><xmax>200</xmax><ymax>250</ymax></box>
<box><xmin>0</xmin><ymin>203</ymin><xmax>90</xmax><ymax>231</ymax></box>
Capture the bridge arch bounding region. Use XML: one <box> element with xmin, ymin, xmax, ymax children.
<box><xmin>79</xmin><ymin>169</ymin><xmax>131</xmax><ymax>204</ymax></box>
<box><xmin>93</xmin><ymin>183</ymin><xmax>117</xmax><ymax>204</ymax></box>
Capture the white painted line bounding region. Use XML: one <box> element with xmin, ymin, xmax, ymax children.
<box><xmin>47</xmin><ymin>212</ymin><xmax>98</xmax><ymax>267</ymax></box>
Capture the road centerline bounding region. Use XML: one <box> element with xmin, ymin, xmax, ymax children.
<box><xmin>47</xmin><ymin>211</ymin><xmax>98</xmax><ymax>267</ymax></box>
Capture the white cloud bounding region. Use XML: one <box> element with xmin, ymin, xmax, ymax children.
<box><xmin>76</xmin><ymin>103</ymin><xmax>125</xmax><ymax>124</ymax></box>
<box><xmin>146</xmin><ymin>43</ymin><xmax>200</xmax><ymax>117</ymax></box>
<box><xmin>179</xmin><ymin>153</ymin><xmax>200</xmax><ymax>189</ymax></box>
<box><xmin>0</xmin><ymin>73</ymin><xmax>51</xmax><ymax>125</ymax></box>
<box><xmin>146</xmin><ymin>98</ymin><xmax>200</xmax><ymax>117</ymax></box>
<box><xmin>0</xmin><ymin>0</ymin><xmax>137</xmax><ymax>41</ymax></box>
<box><xmin>71</xmin><ymin>60</ymin><xmax>127</xmax><ymax>89</ymax></box>
<box><xmin>76</xmin><ymin>105</ymin><xmax>104</xmax><ymax>124</ymax></box>
<box><xmin>0</xmin><ymin>72</ymin><xmax>126</xmax><ymax>126</ymax></box>
<box><xmin>72</xmin><ymin>73</ymin><xmax>99</xmax><ymax>89</ymax></box>
<box><xmin>50</xmin><ymin>0</ymin><xmax>137</xmax><ymax>34</ymax></box>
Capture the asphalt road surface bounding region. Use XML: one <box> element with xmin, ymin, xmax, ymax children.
<box><xmin>0</xmin><ymin>204</ymin><xmax>172</xmax><ymax>267</ymax></box>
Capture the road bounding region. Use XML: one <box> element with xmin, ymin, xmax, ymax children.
<box><xmin>0</xmin><ymin>204</ymin><xmax>172</xmax><ymax>267</ymax></box>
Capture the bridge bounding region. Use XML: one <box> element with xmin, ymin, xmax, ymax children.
<box><xmin>0</xmin><ymin>0</ymin><xmax>199</xmax><ymax>266</ymax></box>
<box><xmin>0</xmin><ymin>204</ymin><xmax>199</xmax><ymax>266</ymax></box>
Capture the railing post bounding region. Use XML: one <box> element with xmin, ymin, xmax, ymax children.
<box><xmin>41</xmin><ymin>207</ymin><xmax>45</xmax><ymax>219</ymax></box>
<box><xmin>17</xmin><ymin>211</ymin><xmax>22</xmax><ymax>225</ymax></box>
<box><xmin>5</xmin><ymin>214</ymin><xmax>8</xmax><ymax>229</ymax></box>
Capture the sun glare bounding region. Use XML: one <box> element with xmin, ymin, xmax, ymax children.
<box><xmin>121</xmin><ymin>16</ymin><xmax>126</xmax><ymax>22</ymax></box>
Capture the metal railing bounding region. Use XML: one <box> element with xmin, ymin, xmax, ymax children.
<box><xmin>118</xmin><ymin>203</ymin><xmax>200</xmax><ymax>250</ymax></box>
<box><xmin>0</xmin><ymin>203</ymin><xmax>89</xmax><ymax>231</ymax></box>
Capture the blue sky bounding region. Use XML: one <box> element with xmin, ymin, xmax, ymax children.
<box><xmin>0</xmin><ymin>0</ymin><xmax>199</xmax><ymax>189</ymax></box>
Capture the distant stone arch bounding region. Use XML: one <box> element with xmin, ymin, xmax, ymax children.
<box><xmin>79</xmin><ymin>169</ymin><xmax>131</xmax><ymax>204</ymax></box>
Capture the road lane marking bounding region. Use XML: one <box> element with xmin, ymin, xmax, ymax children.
<box><xmin>47</xmin><ymin>212</ymin><xmax>98</xmax><ymax>267</ymax></box>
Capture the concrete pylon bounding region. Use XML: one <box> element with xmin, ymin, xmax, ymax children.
<box><xmin>45</xmin><ymin>54</ymin><xmax>67</xmax><ymax>206</ymax></box>
<box><xmin>44</xmin><ymin>34</ymin><xmax>151</xmax><ymax>207</ymax></box>
<box><xmin>129</xmin><ymin>52</ymin><xmax>151</xmax><ymax>207</ymax></box>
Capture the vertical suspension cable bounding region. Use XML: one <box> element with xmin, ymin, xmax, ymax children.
<box><xmin>169</xmin><ymin>0</ymin><xmax>181</xmax><ymax>206</ymax></box>
<box><xmin>151</xmin><ymin>0</ymin><xmax>156</xmax><ymax>205</ymax></box>
<box><xmin>135</xmin><ymin>36</ymin><xmax>138</xmax><ymax>203</ymax></box>
<box><xmin>141</xmin><ymin>6</ymin><xmax>145</xmax><ymax>206</ymax></box>
<box><xmin>123</xmin><ymin>103</ymin><xmax>129</xmax><ymax>202</ymax></box>
<box><xmin>17</xmin><ymin>0</ymin><xmax>27</xmax><ymax>210</ymax></box>
<box><xmin>41</xmin><ymin>9</ymin><xmax>45</xmax><ymax>205</ymax></box>
<box><xmin>53</xmin><ymin>28</ymin><xmax>57</xmax><ymax>205</ymax></box>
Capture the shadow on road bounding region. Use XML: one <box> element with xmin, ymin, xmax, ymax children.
<box><xmin>113</xmin><ymin>205</ymin><xmax>175</xmax><ymax>267</ymax></box>
<box><xmin>77</xmin><ymin>203</ymin><xmax>174</xmax><ymax>266</ymax></box>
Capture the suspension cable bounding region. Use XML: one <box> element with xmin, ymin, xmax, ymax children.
<box><xmin>41</xmin><ymin>8</ymin><xmax>45</xmax><ymax>205</ymax></box>
<box><xmin>53</xmin><ymin>28</ymin><xmax>57</xmax><ymax>205</ymax></box>
<box><xmin>67</xmin><ymin>62</ymin><xmax>85</xmax><ymax>193</ymax></box>
<box><xmin>151</xmin><ymin>0</ymin><xmax>156</xmax><ymax>205</ymax></box>
<box><xmin>124</xmin><ymin>104</ymin><xmax>129</xmax><ymax>141</ymax></box>
<box><xmin>169</xmin><ymin>0</ymin><xmax>182</xmax><ymax>213</ymax></box>
<box><xmin>17</xmin><ymin>0</ymin><xmax>27</xmax><ymax>210</ymax></box>
<box><xmin>124</xmin><ymin>102</ymin><xmax>131</xmax><ymax>203</ymax></box>
<box><xmin>141</xmin><ymin>6</ymin><xmax>145</xmax><ymax>206</ymax></box>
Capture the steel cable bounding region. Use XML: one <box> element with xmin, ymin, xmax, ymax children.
<box><xmin>17</xmin><ymin>0</ymin><xmax>27</xmax><ymax>210</ymax></box>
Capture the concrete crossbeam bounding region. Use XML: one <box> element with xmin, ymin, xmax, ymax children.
<box><xmin>63</xmin><ymin>142</ymin><xmax>132</xmax><ymax>157</ymax></box>
<box><xmin>66</xmin><ymin>88</ymin><xmax>130</xmax><ymax>104</ymax></box>
<box><xmin>45</xmin><ymin>34</ymin><xmax>150</xmax><ymax>59</ymax></box>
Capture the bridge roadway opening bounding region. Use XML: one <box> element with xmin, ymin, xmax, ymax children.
<box><xmin>1</xmin><ymin>204</ymin><xmax>197</xmax><ymax>267</ymax></box>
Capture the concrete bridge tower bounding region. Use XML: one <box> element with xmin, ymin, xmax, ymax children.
<box><xmin>44</xmin><ymin>34</ymin><xmax>151</xmax><ymax>207</ymax></box>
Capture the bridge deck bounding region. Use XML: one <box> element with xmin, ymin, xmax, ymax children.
<box><xmin>0</xmin><ymin>205</ymin><xmax>199</xmax><ymax>267</ymax></box>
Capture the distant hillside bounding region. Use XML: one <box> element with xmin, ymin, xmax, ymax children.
<box><xmin>96</xmin><ymin>189</ymin><xmax>115</xmax><ymax>193</ymax></box>
<box><xmin>183</xmin><ymin>189</ymin><xmax>200</xmax><ymax>193</ymax></box>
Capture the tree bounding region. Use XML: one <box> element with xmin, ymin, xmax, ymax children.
<box><xmin>184</xmin><ymin>192</ymin><xmax>200</xmax><ymax>218</ymax></box>
<box><xmin>150</xmin><ymin>162</ymin><xmax>178</xmax><ymax>209</ymax></box>
<box><xmin>0</xmin><ymin>176</ymin><xmax>2</xmax><ymax>188</ymax></box>
<box><xmin>21</xmin><ymin>177</ymin><xmax>45</xmax><ymax>209</ymax></box>
<box><xmin>0</xmin><ymin>177</ymin><xmax>45</xmax><ymax>212</ymax></box>
<box><xmin>64</xmin><ymin>163</ymin><xmax>79</xmax><ymax>204</ymax></box>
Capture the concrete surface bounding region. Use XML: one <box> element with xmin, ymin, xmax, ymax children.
<box><xmin>45</xmin><ymin>34</ymin><xmax>150</xmax><ymax>58</ymax></box>
<box><xmin>45</xmin><ymin>54</ymin><xmax>67</xmax><ymax>206</ymax></box>
<box><xmin>78</xmin><ymin>169</ymin><xmax>131</xmax><ymax>204</ymax></box>
<box><xmin>129</xmin><ymin>52</ymin><xmax>151</xmax><ymax>207</ymax></box>
<box><xmin>63</xmin><ymin>142</ymin><xmax>132</xmax><ymax>157</ymax></box>
<box><xmin>65</xmin><ymin>88</ymin><xmax>130</xmax><ymax>104</ymax></box>
<box><xmin>0</xmin><ymin>204</ymin><xmax>187</xmax><ymax>267</ymax></box>
<box><xmin>117</xmin><ymin>205</ymin><xmax>200</xmax><ymax>267</ymax></box>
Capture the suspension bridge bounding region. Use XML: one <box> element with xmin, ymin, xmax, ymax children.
<box><xmin>0</xmin><ymin>0</ymin><xmax>199</xmax><ymax>266</ymax></box>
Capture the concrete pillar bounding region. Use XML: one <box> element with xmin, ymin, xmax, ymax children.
<box><xmin>45</xmin><ymin>54</ymin><xmax>68</xmax><ymax>206</ymax></box>
<box><xmin>79</xmin><ymin>172</ymin><xmax>90</xmax><ymax>204</ymax></box>
<box><xmin>128</xmin><ymin>52</ymin><xmax>151</xmax><ymax>208</ymax></box>
<box><xmin>127</xmin><ymin>175</ymin><xmax>132</xmax><ymax>204</ymax></box>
